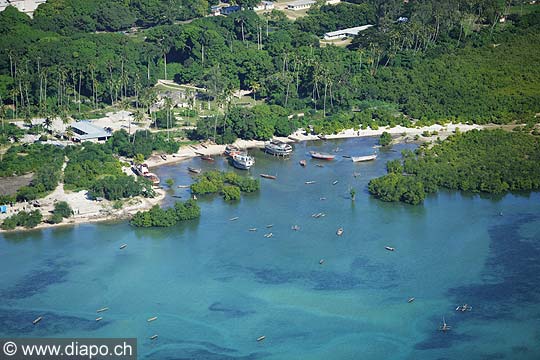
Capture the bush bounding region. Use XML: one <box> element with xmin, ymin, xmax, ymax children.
<box><xmin>1</xmin><ymin>210</ymin><xmax>42</xmax><ymax>229</ymax></box>
<box><xmin>222</xmin><ymin>185</ymin><xmax>241</xmax><ymax>201</ymax></box>
<box><xmin>131</xmin><ymin>200</ymin><xmax>200</xmax><ymax>227</ymax></box>
<box><xmin>53</xmin><ymin>201</ymin><xmax>72</xmax><ymax>218</ymax></box>
<box><xmin>379</xmin><ymin>131</ymin><xmax>392</xmax><ymax>146</ymax></box>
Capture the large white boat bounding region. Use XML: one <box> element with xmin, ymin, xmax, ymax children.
<box><xmin>133</xmin><ymin>163</ymin><xmax>160</xmax><ymax>185</ymax></box>
<box><xmin>351</xmin><ymin>154</ymin><xmax>377</xmax><ymax>162</ymax></box>
<box><xmin>264</xmin><ymin>140</ymin><xmax>293</xmax><ymax>156</ymax></box>
<box><xmin>232</xmin><ymin>154</ymin><xmax>255</xmax><ymax>170</ymax></box>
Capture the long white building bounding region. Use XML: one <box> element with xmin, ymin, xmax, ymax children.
<box><xmin>323</xmin><ymin>25</ymin><xmax>374</xmax><ymax>41</ymax></box>
<box><xmin>0</xmin><ymin>0</ymin><xmax>46</xmax><ymax>17</ymax></box>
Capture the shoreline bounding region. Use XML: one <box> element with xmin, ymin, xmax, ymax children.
<box><xmin>0</xmin><ymin>123</ymin><xmax>481</xmax><ymax>234</ymax></box>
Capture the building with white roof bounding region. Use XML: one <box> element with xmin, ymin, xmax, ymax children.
<box><xmin>323</xmin><ymin>25</ymin><xmax>374</xmax><ymax>41</ymax></box>
<box><xmin>70</xmin><ymin>121</ymin><xmax>112</xmax><ymax>142</ymax></box>
<box><xmin>0</xmin><ymin>0</ymin><xmax>46</xmax><ymax>17</ymax></box>
<box><xmin>286</xmin><ymin>0</ymin><xmax>316</xmax><ymax>10</ymax></box>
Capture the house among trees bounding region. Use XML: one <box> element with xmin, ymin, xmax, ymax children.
<box><xmin>0</xmin><ymin>0</ymin><xmax>46</xmax><ymax>17</ymax></box>
<box><xmin>286</xmin><ymin>0</ymin><xmax>316</xmax><ymax>11</ymax></box>
<box><xmin>69</xmin><ymin>122</ymin><xmax>111</xmax><ymax>143</ymax></box>
<box><xmin>254</xmin><ymin>1</ymin><xmax>274</xmax><ymax>11</ymax></box>
<box><xmin>221</xmin><ymin>5</ymin><xmax>241</xmax><ymax>15</ymax></box>
<box><xmin>323</xmin><ymin>25</ymin><xmax>374</xmax><ymax>41</ymax></box>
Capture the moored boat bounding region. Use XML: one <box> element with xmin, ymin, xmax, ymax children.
<box><xmin>305</xmin><ymin>181</ymin><xmax>316</xmax><ymax>184</ymax></box>
<box><xmin>336</xmin><ymin>227</ymin><xmax>344</xmax><ymax>236</ymax></box>
<box><xmin>265</xmin><ymin>140</ymin><xmax>293</xmax><ymax>156</ymax></box>
<box><xmin>188</xmin><ymin>167</ymin><xmax>201</xmax><ymax>174</ymax></box>
<box><xmin>33</xmin><ymin>316</ymin><xmax>43</xmax><ymax>325</ymax></box>
<box><xmin>150</xmin><ymin>335</ymin><xmax>158</xmax><ymax>340</ymax></box>
<box><xmin>257</xmin><ymin>336</ymin><xmax>266</xmax><ymax>342</ymax></box>
<box><xmin>96</xmin><ymin>307</ymin><xmax>109</xmax><ymax>313</ymax></box>
<box><xmin>96</xmin><ymin>317</ymin><xmax>103</xmax><ymax>321</ymax></box>
<box><xmin>299</xmin><ymin>160</ymin><xmax>307</xmax><ymax>167</ymax></box>
<box><xmin>200</xmin><ymin>155</ymin><xmax>214</xmax><ymax>161</ymax></box>
<box><xmin>232</xmin><ymin>154</ymin><xmax>255</xmax><ymax>170</ymax></box>
<box><xmin>260</xmin><ymin>174</ymin><xmax>277</xmax><ymax>180</ymax></box>
<box><xmin>319</xmin><ymin>259</ymin><xmax>325</xmax><ymax>265</ymax></box>
<box><xmin>147</xmin><ymin>316</ymin><xmax>158</xmax><ymax>322</ymax></box>
<box><xmin>119</xmin><ymin>244</ymin><xmax>127</xmax><ymax>250</ymax></box>
<box><xmin>351</xmin><ymin>154</ymin><xmax>377</xmax><ymax>162</ymax></box>
<box><xmin>408</xmin><ymin>297</ymin><xmax>415</xmax><ymax>303</ymax></box>
<box><xmin>332</xmin><ymin>180</ymin><xmax>339</xmax><ymax>185</ymax></box>
<box><xmin>224</xmin><ymin>145</ymin><xmax>241</xmax><ymax>157</ymax></box>
<box><xmin>309</xmin><ymin>151</ymin><xmax>335</xmax><ymax>160</ymax></box>
<box><xmin>133</xmin><ymin>163</ymin><xmax>160</xmax><ymax>185</ymax></box>
<box><xmin>385</xmin><ymin>246</ymin><xmax>395</xmax><ymax>252</ymax></box>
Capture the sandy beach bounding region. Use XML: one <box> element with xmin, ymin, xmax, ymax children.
<box><xmin>0</xmin><ymin>122</ymin><xmax>482</xmax><ymax>233</ymax></box>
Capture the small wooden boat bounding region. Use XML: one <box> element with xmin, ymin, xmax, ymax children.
<box><xmin>263</xmin><ymin>233</ymin><xmax>273</xmax><ymax>238</ymax></box>
<box><xmin>96</xmin><ymin>307</ymin><xmax>109</xmax><ymax>313</ymax></box>
<box><xmin>33</xmin><ymin>316</ymin><xmax>43</xmax><ymax>325</ymax></box>
<box><xmin>332</xmin><ymin>180</ymin><xmax>339</xmax><ymax>185</ymax></box>
<box><xmin>177</xmin><ymin>185</ymin><xmax>190</xmax><ymax>188</ymax></box>
<box><xmin>201</xmin><ymin>143</ymin><xmax>208</xmax><ymax>149</ymax></box>
<box><xmin>319</xmin><ymin>259</ymin><xmax>325</xmax><ymax>265</ymax></box>
<box><xmin>150</xmin><ymin>335</ymin><xmax>158</xmax><ymax>340</ymax></box>
<box><xmin>311</xmin><ymin>212</ymin><xmax>325</xmax><ymax>218</ymax></box>
<box><xmin>291</xmin><ymin>225</ymin><xmax>300</xmax><ymax>231</ymax></box>
<box><xmin>299</xmin><ymin>160</ymin><xmax>307</xmax><ymax>167</ymax></box>
<box><xmin>305</xmin><ymin>181</ymin><xmax>316</xmax><ymax>184</ymax></box>
<box><xmin>408</xmin><ymin>297</ymin><xmax>415</xmax><ymax>303</ymax></box>
<box><xmin>316</xmin><ymin>164</ymin><xmax>324</xmax><ymax>168</ymax></box>
<box><xmin>96</xmin><ymin>317</ymin><xmax>103</xmax><ymax>322</ymax></box>
<box><xmin>188</xmin><ymin>167</ymin><xmax>201</xmax><ymax>174</ymax></box>
<box><xmin>119</xmin><ymin>244</ymin><xmax>127</xmax><ymax>250</ymax></box>
<box><xmin>266</xmin><ymin>224</ymin><xmax>273</xmax><ymax>228</ymax></box>
<box><xmin>310</xmin><ymin>151</ymin><xmax>335</xmax><ymax>160</ymax></box>
<box><xmin>351</xmin><ymin>154</ymin><xmax>377</xmax><ymax>162</ymax></box>
<box><xmin>190</xmin><ymin>145</ymin><xmax>199</xmax><ymax>150</ymax></box>
<box><xmin>147</xmin><ymin>316</ymin><xmax>158</xmax><ymax>322</ymax></box>
<box><xmin>229</xmin><ymin>217</ymin><xmax>239</xmax><ymax>221</ymax></box>
<box><xmin>160</xmin><ymin>155</ymin><xmax>167</xmax><ymax>160</ymax></box>
<box><xmin>319</xmin><ymin>197</ymin><xmax>326</xmax><ymax>200</ymax></box>
<box><xmin>201</xmin><ymin>155</ymin><xmax>214</xmax><ymax>162</ymax></box>
<box><xmin>260</xmin><ymin>174</ymin><xmax>277</xmax><ymax>180</ymax></box>
<box><xmin>342</xmin><ymin>155</ymin><xmax>351</xmax><ymax>158</ymax></box>
<box><xmin>385</xmin><ymin>246</ymin><xmax>395</xmax><ymax>252</ymax></box>
<box><xmin>249</xmin><ymin>228</ymin><xmax>257</xmax><ymax>232</ymax></box>
<box><xmin>336</xmin><ymin>228</ymin><xmax>344</xmax><ymax>236</ymax></box>
<box><xmin>257</xmin><ymin>336</ymin><xmax>266</xmax><ymax>342</ymax></box>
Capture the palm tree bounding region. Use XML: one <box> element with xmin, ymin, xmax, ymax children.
<box><xmin>163</xmin><ymin>96</ymin><xmax>173</xmax><ymax>141</ymax></box>
<box><xmin>43</xmin><ymin>115</ymin><xmax>53</xmax><ymax>133</ymax></box>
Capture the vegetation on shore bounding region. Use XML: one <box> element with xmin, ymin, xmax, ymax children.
<box><xmin>1</xmin><ymin>209</ymin><xmax>42</xmax><ymax>229</ymax></box>
<box><xmin>369</xmin><ymin>130</ymin><xmax>540</xmax><ymax>205</ymax></box>
<box><xmin>130</xmin><ymin>199</ymin><xmax>200</xmax><ymax>227</ymax></box>
<box><xmin>190</xmin><ymin>171</ymin><xmax>260</xmax><ymax>201</ymax></box>
<box><xmin>48</xmin><ymin>201</ymin><xmax>73</xmax><ymax>224</ymax></box>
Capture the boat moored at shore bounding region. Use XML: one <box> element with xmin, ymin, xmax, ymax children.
<box><xmin>133</xmin><ymin>163</ymin><xmax>160</xmax><ymax>186</ymax></box>
<box><xmin>351</xmin><ymin>154</ymin><xmax>377</xmax><ymax>162</ymax></box>
<box><xmin>264</xmin><ymin>140</ymin><xmax>293</xmax><ymax>156</ymax></box>
<box><xmin>232</xmin><ymin>154</ymin><xmax>255</xmax><ymax>170</ymax></box>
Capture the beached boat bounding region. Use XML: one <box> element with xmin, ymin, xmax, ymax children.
<box><xmin>265</xmin><ymin>140</ymin><xmax>293</xmax><ymax>156</ymax></box>
<box><xmin>336</xmin><ymin>227</ymin><xmax>344</xmax><ymax>236</ymax></box>
<box><xmin>160</xmin><ymin>154</ymin><xmax>167</xmax><ymax>160</ymax></box>
<box><xmin>96</xmin><ymin>307</ymin><xmax>109</xmax><ymax>313</ymax></box>
<box><xmin>309</xmin><ymin>151</ymin><xmax>335</xmax><ymax>160</ymax></box>
<box><xmin>257</xmin><ymin>336</ymin><xmax>266</xmax><ymax>342</ymax></box>
<box><xmin>260</xmin><ymin>174</ymin><xmax>277</xmax><ymax>180</ymax></box>
<box><xmin>188</xmin><ymin>167</ymin><xmax>201</xmax><ymax>174</ymax></box>
<box><xmin>119</xmin><ymin>244</ymin><xmax>127</xmax><ymax>250</ymax></box>
<box><xmin>200</xmin><ymin>155</ymin><xmax>214</xmax><ymax>162</ymax></box>
<box><xmin>385</xmin><ymin>246</ymin><xmax>395</xmax><ymax>252</ymax></box>
<box><xmin>232</xmin><ymin>154</ymin><xmax>255</xmax><ymax>170</ymax></box>
<box><xmin>147</xmin><ymin>316</ymin><xmax>158</xmax><ymax>322</ymax></box>
<box><xmin>351</xmin><ymin>154</ymin><xmax>377</xmax><ymax>162</ymax></box>
<box><xmin>133</xmin><ymin>163</ymin><xmax>161</xmax><ymax>185</ymax></box>
<box><xmin>33</xmin><ymin>316</ymin><xmax>43</xmax><ymax>325</ymax></box>
<box><xmin>299</xmin><ymin>160</ymin><xmax>307</xmax><ymax>167</ymax></box>
<box><xmin>224</xmin><ymin>145</ymin><xmax>241</xmax><ymax>157</ymax></box>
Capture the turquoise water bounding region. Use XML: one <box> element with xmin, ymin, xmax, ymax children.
<box><xmin>1</xmin><ymin>137</ymin><xmax>540</xmax><ymax>359</ymax></box>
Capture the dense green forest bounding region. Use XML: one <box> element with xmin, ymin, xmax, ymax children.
<box><xmin>369</xmin><ymin>129</ymin><xmax>540</xmax><ymax>205</ymax></box>
<box><xmin>0</xmin><ymin>0</ymin><xmax>539</xmax><ymax>137</ymax></box>
<box><xmin>130</xmin><ymin>199</ymin><xmax>200</xmax><ymax>227</ymax></box>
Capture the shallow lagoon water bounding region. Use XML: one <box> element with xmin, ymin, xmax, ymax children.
<box><xmin>1</xmin><ymin>137</ymin><xmax>540</xmax><ymax>359</ymax></box>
